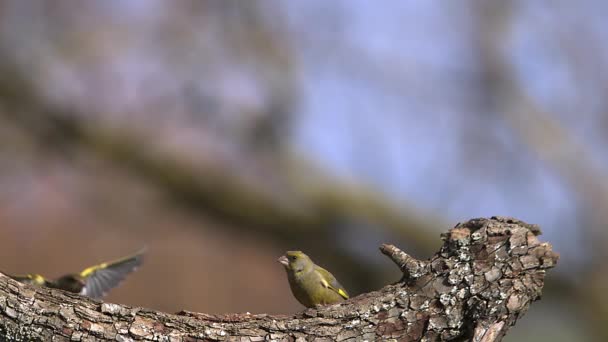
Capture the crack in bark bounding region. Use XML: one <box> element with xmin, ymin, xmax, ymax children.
<box><xmin>0</xmin><ymin>217</ymin><xmax>558</xmax><ymax>341</ymax></box>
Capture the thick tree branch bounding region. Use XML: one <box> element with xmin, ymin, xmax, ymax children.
<box><xmin>0</xmin><ymin>217</ymin><xmax>557</xmax><ymax>341</ymax></box>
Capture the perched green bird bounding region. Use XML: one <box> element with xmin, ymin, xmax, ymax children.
<box><xmin>278</xmin><ymin>251</ymin><xmax>349</xmax><ymax>308</ymax></box>
<box><xmin>6</xmin><ymin>249</ymin><xmax>145</xmax><ymax>299</ymax></box>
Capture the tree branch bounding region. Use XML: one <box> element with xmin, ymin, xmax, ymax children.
<box><xmin>0</xmin><ymin>217</ymin><xmax>557</xmax><ymax>341</ymax></box>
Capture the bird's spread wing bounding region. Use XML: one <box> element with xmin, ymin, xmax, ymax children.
<box><xmin>79</xmin><ymin>248</ymin><xmax>145</xmax><ymax>299</ymax></box>
<box><xmin>315</xmin><ymin>267</ymin><xmax>349</xmax><ymax>299</ymax></box>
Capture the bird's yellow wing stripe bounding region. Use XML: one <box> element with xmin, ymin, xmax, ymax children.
<box><xmin>8</xmin><ymin>274</ymin><xmax>47</xmax><ymax>285</ymax></box>
<box><xmin>31</xmin><ymin>274</ymin><xmax>46</xmax><ymax>284</ymax></box>
<box><xmin>321</xmin><ymin>278</ymin><xmax>349</xmax><ymax>299</ymax></box>
<box><xmin>79</xmin><ymin>263</ymin><xmax>109</xmax><ymax>278</ymax></box>
<box><xmin>23</xmin><ymin>274</ymin><xmax>45</xmax><ymax>284</ymax></box>
<box><xmin>78</xmin><ymin>248</ymin><xmax>145</xmax><ymax>278</ymax></box>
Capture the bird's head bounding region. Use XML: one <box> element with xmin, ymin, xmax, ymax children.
<box><xmin>278</xmin><ymin>251</ymin><xmax>313</xmax><ymax>274</ymax></box>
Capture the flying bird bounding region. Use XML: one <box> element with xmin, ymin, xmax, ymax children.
<box><xmin>6</xmin><ymin>248</ymin><xmax>145</xmax><ymax>299</ymax></box>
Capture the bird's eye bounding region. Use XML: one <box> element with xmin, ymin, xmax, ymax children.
<box><xmin>289</xmin><ymin>255</ymin><xmax>297</xmax><ymax>261</ymax></box>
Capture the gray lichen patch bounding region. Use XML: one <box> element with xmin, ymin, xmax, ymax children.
<box><xmin>484</xmin><ymin>267</ymin><xmax>502</xmax><ymax>283</ymax></box>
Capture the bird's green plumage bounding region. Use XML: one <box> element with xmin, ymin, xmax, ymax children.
<box><xmin>279</xmin><ymin>251</ymin><xmax>349</xmax><ymax>308</ymax></box>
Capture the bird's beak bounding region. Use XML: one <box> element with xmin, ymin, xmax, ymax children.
<box><xmin>277</xmin><ymin>255</ymin><xmax>289</xmax><ymax>267</ymax></box>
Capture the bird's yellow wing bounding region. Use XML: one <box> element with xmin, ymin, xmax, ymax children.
<box><xmin>315</xmin><ymin>266</ymin><xmax>349</xmax><ymax>299</ymax></box>
<box><xmin>78</xmin><ymin>248</ymin><xmax>145</xmax><ymax>299</ymax></box>
<box><xmin>7</xmin><ymin>274</ymin><xmax>47</xmax><ymax>286</ymax></box>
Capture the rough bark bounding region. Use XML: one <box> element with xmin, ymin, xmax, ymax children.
<box><xmin>0</xmin><ymin>217</ymin><xmax>558</xmax><ymax>341</ymax></box>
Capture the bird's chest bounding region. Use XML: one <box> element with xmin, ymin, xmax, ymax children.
<box><xmin>288</xmin><ymin>272</ymin><xmax>333</xmax><ymax>307</ymax></box>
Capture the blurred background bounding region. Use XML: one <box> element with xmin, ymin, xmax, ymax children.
<box><xmin>0</xmin><ymin>1</ymin><xmax>604</xmax><ymax>341</ymax></box>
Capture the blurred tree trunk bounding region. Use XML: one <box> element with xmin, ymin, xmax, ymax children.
<box><xmin>0</xmin><ymin>217</ymin><xmax>557</xmax><ymax>341</ymax></box>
